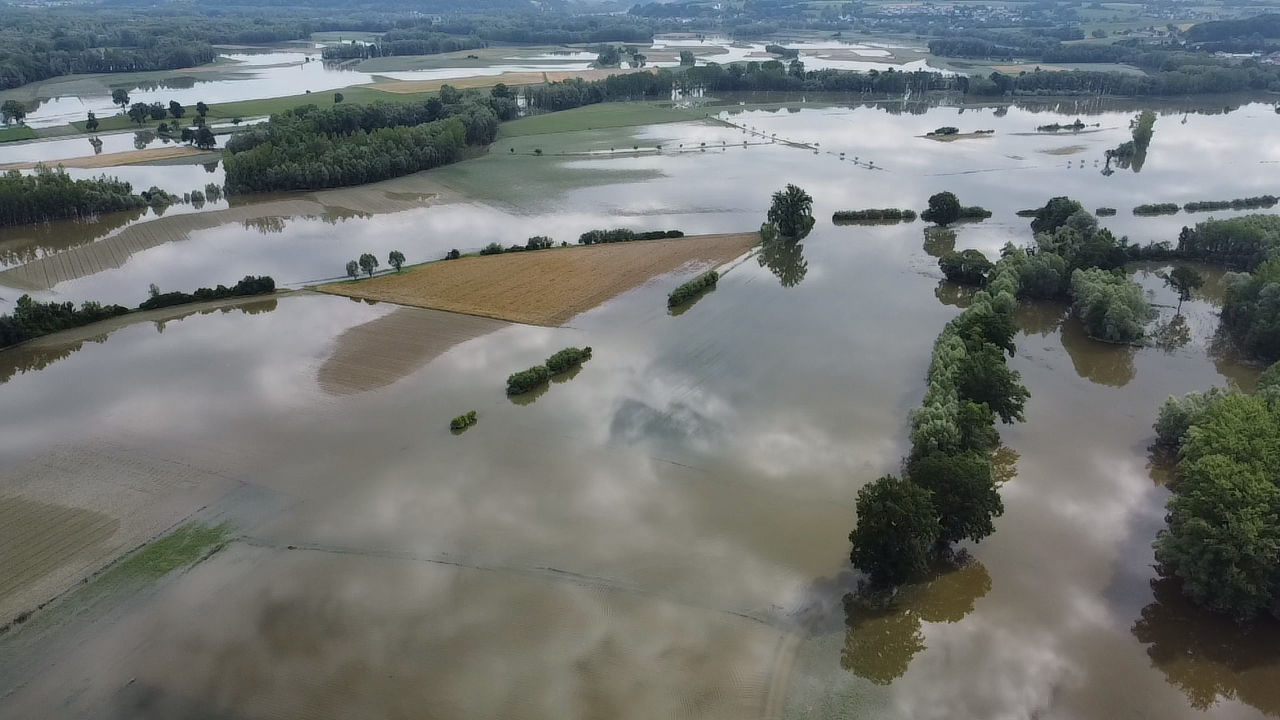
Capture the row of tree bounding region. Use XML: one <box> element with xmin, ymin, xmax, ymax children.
<box><xmin>0</xmin><ymin>294</ymin><xmax>128</xmax><ymax>349</ymax></box>
<box><xmin>320</xmin><ymin>31</ymin><xmax>484</xmax><ymax>60</ymax></box>
<box><xmin>852</xmin><ymin>248</ymin><xmax>1027</xmax><ymax>586</ymax></box>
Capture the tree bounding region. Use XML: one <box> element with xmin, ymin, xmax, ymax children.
<box><xmin>1</xmin><ymin>100</ymin><xmax>26</xmax><ymax>125</ymax></box>
<box><xmin>334</xmin><ymin>92</ymin><xmax>344</xmax><ymax>104</ymax></box>
<box><xmin>956</xmin><ymin>338</ymin><xmax>1030</xmax><ymax>423</ymax></box>
<box><xmin>168</xmin><ymin>101</ymin><xmax>186</xmax><ymax>119</ymax></box>
<box><xmin>766</xmin><ymin>184</ymin><xmax>815</xmax><ymax>238</ymax></box>
<box><xmin>345</xmin><ymin>260</ymin><xmax>360</xmax><ymax>279</ymax></box>
<box><xmin>358</xmin><ymin>252</ymin><xmax>379</xmax><ymax>277</ymax></box>
<box><xmin>180</xmin><ymin>127</ymin><xmax>195</xmax><ymax>144</ymax></box>
<box><xmin>194</xmin><ymin>126</ymin><xmax>216</xmax><ymax>150</ymax></box>
<box><xmin>128</xmin><ymin>102</ymin><xmax>150</xmax><ymax>125</ymax></box>
<box><xmin>1155</xmin><ymin>454</ymin><xmax>1280</xmax><ymax>621</ymax></box>
<box><xmin>149</xmin><ymin>102</ymin><xmax>167</xmax><ymax>121</ymax></box>
<box><xmin>195</xmin><ymin>101</ymin><xmax>208</xmax><ymax>117</ymax></box>
<box><xmin>679</xmin><ymin>50</ymin><xmax>696</xmax><ymax>66</ymax></box>
<box><xmin>1030</xmin><ymin>196</ymin><xmax>1085</xmax><ymax>234</ymax></box>
<box><xmin>388</xmin><ymin>250</ymin><xmax>405</xmax><ymax>271</ymax></box>
<box><xmin>1165</xmin><ymin>265</ymin><xmax>1205</xmax><ymax>314</ymax></box>
<box><xmin>849</xmin><ymin>475</ymin><xmax>941</xmax><ymax>586</ymax></box>
<box><xmin>85</xmin><ymin>112</ymin><xmax>99</xmax><ymax>132</ymax></box>
<box><xmin>491</xmin><ymin>83</ymin><xmax>512</xmax><ymax>99</ymax></box>
<box><xmin>921</xmin><ymin>191</ymin><xmax>962</xmax><ymax>226</ymax></box>
<box><xmin>939</xmin><ymin>249</ymin><xmax>993</xmax><ymax>286</ymax></box>
<box><xmin>907</xmin><ymin>451</ymin><xmax>1003</xmax><ymax>544</ymax></box>
<box><xmin>112</xmin><ymin>88</ymin><xmax>130</xmax><ymax>112</ymax></box>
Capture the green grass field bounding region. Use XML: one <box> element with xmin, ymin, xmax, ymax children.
<box><xmin>498</xmin><ymin>103</ymin><xmax>704</xmax><ymax>138</ymax></box>
<box><xmin>0</xmin><ymin>126</ymin><xmax>37</xmax><ymax>143</ymax></box>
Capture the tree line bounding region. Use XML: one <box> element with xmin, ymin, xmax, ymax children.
<box><xmin>320</xmin><ymin>31</ymin><xmax>484</xmax><ymax>60</ymax></box>
<box><xmin>221</xmin><ymin>89</ymin><xmax>515</xmax><ymax>194</ymax></box>
<box><xmin>0</xmin><ymin>166</ymin><xmax>175</xmax><ymax>228</ymax></box>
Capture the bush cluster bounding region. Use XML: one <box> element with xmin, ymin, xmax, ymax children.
<box><xmin>667</xmin><ymin>271</ymin><xmax>719</xmax><ymax>307</ymax></box>
<box><xmin>578</xmin><ymin>228</ymin><xmax>683</xmax><ymax>245</ymax></box>
<box><xmin>506</xmin><ymin>345</ymin><xmax>593</xmax><ymax>395</ymax></box>
<box><xmin>1069</xmin><ymin>268</ymin><xmax>1155</xmax><ymax>344</ymax></box>
<box><xmin>139</xmin><ymin>275</ymin><xmax>276</xmax><ymax>311</ymax></box>
<box><xmin>1095</xmin><ymin>207</ymin><xmax>1117</xmax><ymax>216</ymax></box>
<box><xmin>449</xmin><ymin>410</ymin><xmax>478</xmax><ymax>431</ymax></box>
<box><xmin>1133</xmin><ymin>203</ymin><xmax>1179</xmax><ymax>216</ymax></box>
<box><xmin>831</xmin><ymin>208</ymin><xmax>917</xmax><ymax>223</ymax></box>
<box><xmin>1182</xmin><ymin>195</ymin><xmax>1279</xmax><ymax>213</ymax></box>
<box><xmin>545</xmin><ymin>346</ymin><xmax>592</xmax><ymax>374</ymax></box>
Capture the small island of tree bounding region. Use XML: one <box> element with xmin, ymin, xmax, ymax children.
<box><xmin>921</xmin><ymin>191</ymin><xmax>962</xmax><ymax>226</ymax></box>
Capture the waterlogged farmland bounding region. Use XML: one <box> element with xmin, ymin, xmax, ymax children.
<box><xmin>0</xmin><ymin>97</ymin><xmax>1278</xmax><ymax>719</ymax></box>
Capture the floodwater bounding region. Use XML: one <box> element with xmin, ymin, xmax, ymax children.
<box><xmin>4</xmin><ymin>37</ymin><xmax>946</xmax><ymax>131</ymax></box>
<box><xmin>0</xmin><ymin>97</ymin><xmax>1277</xmax><ymax>719</ymax></box>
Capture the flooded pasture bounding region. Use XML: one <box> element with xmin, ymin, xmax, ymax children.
<box><xmin>0</xmin><ymin>96</ymin><xmax>1277</xmax><ymax>719</ymax></box>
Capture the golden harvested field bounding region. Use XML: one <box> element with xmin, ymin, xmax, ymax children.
<box><xmin>370</xmin><ymin>67</ymin><xmax>653</xmax><ymax>95</ymax></box>
<box><xmin>0</xmin><ymin>146</ymin><xmax>207</xmax><ymax>170</ymax></box>
<box><xmin>319</xmin><ymin>232</ymin><xmax>759</xmax><ymax>326</ymax></box>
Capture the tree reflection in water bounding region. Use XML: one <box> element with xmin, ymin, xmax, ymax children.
<box><xmin>1060</xmin><ymin>315</ymin><xmax>1137</xmax><ymax>387</ymax></box>
<box><xmin>1132</xmin><ymin>578</ymin><xmax>1280</xmax><ymax>716</ymax></box>
<box><xmin>758</xmin><ymin>237</ymin><xmax>808</xmax><ymax>288</ymax></box>
<box><xmin>841</xmin><ymin>554</ymin><xmax>991</xmax><ymax>685</ymax></box>
<box><xmin>922</xmin><ymin>227</ymin><xmax>955</xmax><ymax>259</ymax></box>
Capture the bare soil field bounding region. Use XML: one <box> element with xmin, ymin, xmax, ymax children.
<box><xmin>318</xmin><ymin>232</ymin><xmax>759</xmax><ymax>326</ymax></box>
<box><xmin>317</xmin><ymin>306</ymin><xmax>509</xmax><ymax>395</ymax></box>
<box><xmin>0</xmin><ymin>145</ymin><xmax>207</xmax><ymax>170</ymax></box>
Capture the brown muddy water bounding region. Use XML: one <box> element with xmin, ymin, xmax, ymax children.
<box><xmin>0</xmin><ymin>98</ymin><xmax>1277</xmax><ymax>719</ymax></box>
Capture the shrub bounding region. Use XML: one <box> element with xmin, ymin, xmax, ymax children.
<box><xmin>526</xmin><ymin>235</ymin><xmax>554</xmax><ymax>250</ymax></box>
<box><xmin>939</xmin><ymin>249</ymin><xmax>993</xmax><ymax>286</ymax></box>
<box><xmin>1133</xmin><ymin>203</ymin><xmax>1179</xmax><ymax>216</ymax></box>
<box><xmin>1095</xmin><ymin>207</ymin><xmax>1117</xmax><ymax>216</ymax></box>
<box><xmin>445</xmin><ymin>249</ymin><xmax>461</xmax><ymax>260</ymax></box>
<box><xmin>1183</xmin><ymin>196</ymin><xmax>1276</xmax><ymax>213</ymax></box>
<box><xmin>545</xmin><ymin>346</ymin><xmax>592</xmax><ymax>375</ymax></box>
<box><xmin>668</xmin><ymin>270</ymin><xmax>719</xmax><ymax>307</ymax></box>
<box><xmin>506</xmin><ymin>365</ymin><xmax>550</xmax><ymax>395</ymax></box>
<box><xmin>831</xmin><ymin>208</ymin><xmax>917</xmax><ymax>223</ymax></box>
<box><xmin>959</xmin><ymin>206</ymin><xmax>992</xmax><ymax>220</ymax></box>
<box><xmin>479</xmin><ymin>242</ymin><xmax>505</xmax><ymax>255</ymax></box>
<box><xmin>929</xmin><ymin>126</ymin><xmax>959</xmax><ymax>136</ymax></box>
<box><xmin>449</xmin><ymin>410</ymin><xmax>478</xmax><ymax>431</ymax></box>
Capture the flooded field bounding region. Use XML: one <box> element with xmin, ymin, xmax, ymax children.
<box><xmin>0</xmin><ymin>96</ymin><xmax>1277</xmax><ymax>719</ymax></box>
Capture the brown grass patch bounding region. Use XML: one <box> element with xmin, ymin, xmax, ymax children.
<box><xmin>0</xmin><ymin>146</ymin><xmax>207</xmax><ymax>170</ymax></box>
<box><xmin>370</xmin><ymin>67</ymin><xmax>654</xmax><ymax>95</ymax></box>
<box><xmin>318</xmin><ymin>232</ymin><xmax>759</xmax><ymax>326</ymax></box>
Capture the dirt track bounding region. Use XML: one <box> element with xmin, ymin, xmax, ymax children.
<box><xmin>318</xmin><ymin>232</ymin><xmax>759</xmax><ymax>326</ymax></box>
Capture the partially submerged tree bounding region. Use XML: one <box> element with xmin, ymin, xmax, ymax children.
<box><xmin>1165</xmin><ymin>265</ymin><xmax>1205</xmax><ymax>313</ymax></box>
<box><xmin>921</xmin><ymin>191</ymin><xmax>962</xmax><ymax>226</ymax></box>
<box><xmin>849</xmin><ymin>475</ymin><xmax>941</xmax><ymax>586</ymax></box>
<box><xmin>766</xmin><ymin>184</ymin><xmax>815</xmax><ymax>238</ymax></box>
